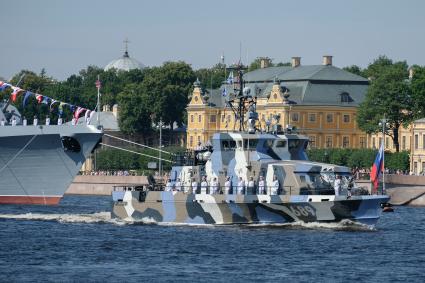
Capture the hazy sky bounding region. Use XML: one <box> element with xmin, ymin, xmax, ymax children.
<box><xmin>1</xmin><ymin>0</ymin><xmax>424</xmax><ymax>80</ymax></box>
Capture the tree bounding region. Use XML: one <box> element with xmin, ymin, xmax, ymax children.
<box><xmin>357</xmin><ymin>56</ymin><xmax>412</xmax><ymax>152</ymax></box>
<box><xmin>410</xmin><ymin>65</ymin><xmax>425</xmax><ymax>118</ymax></box>
<box><xmin>343</xmin><ymin>65</ymin><xmax>364</xmax><ymax>77</ymax></box>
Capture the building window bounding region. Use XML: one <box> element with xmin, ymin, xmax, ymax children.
<box><xmin>190</xmin><ymin>115</ymin><xmax>194</xmax><ymax>123</ymax></box>
<box><xmin>189</xmin><ymin>136</ymin><xmax>193</xmax><ymax>147</ymax></box>
<box><xmin>343</xmin><ymin>136</ymin><xmax>349</xmax><ymax>148</ymax></box>
<box><xmin>379</xmin><ymin>137</ymin><xmax>383</xmax><ymax>147</ymax></box>
<box><xmin>210</xmin><ymin>115</ymin><xmax>216</xmax><ymax>123</ymax></box>
<box><xmin>326</xmin><ymin>113</ymin><xmax>333</xmax><ymax>123</ymax></box>
<box><xmin>340</xmin><ymin>92</ymin><xmax>353</xmax><ymax>103</ymax></box>
<box><xmin>402</xmin><ymin>136</ymin><xmax>406</xmax><ymax>150</ymax></box>
<box><xmin>227</xmin><ymin>115</ymin><xmax>231</xmax><ymax>122</ymax></box>
<box><xmin>414</xmin><ymin>162</ymin><xmax>418</xmax><ymax>175</ymax></box>
<box><xmin>308</xmin><ymin>113</ymin><xmax>316</xmax><ymax>122</ymax></box>
<box><xmin>343</xmin><ymin>114</ymin><xmax>350</xmax><ymax>123</ymax></box>
<box><xmin>198</xmin><ymin>115</ymin><xmax>201</xmax><ymax>123</ymax></box>
<box><xmin>360</xmin><ymin>137</ymin><xmax>366</xmax><ymax>148</ymax></box>
<box><xmin>197</xmin><ymin>136</ymin><xmax>201</xmax><ymax>144</ymax></box>
<box><xmin>326</xmin><ymin>136</ymin><xmax>333</xmax><ymax>148</ymax></box>
<box><xmin>415</xmin><ymin>134</ymin><xmax>419</xmax><ymax>149</ymax></box>
<box><xmin>372</xmin><ymin>137</ymin><xmax>376</xmax><ymax>149</ymax></box>
<box><xmin>291</xmin><ymin>113</ymin><xmax>299</xmax><ymax>122</ymax></box>
<box><xmin>309</xmin><ymin>136</ymin><xmax>316</xmax><ymax>148</ymax></box>
<box><xmin>221</xmin><ymin>115</ymin><xmax>225</xmax><ymax>122</ymax></box>
<box><xmin>386</xmin><ymin>137</ymin><xmax>390</xmax><ymax>149</ymax></box>
<box><xmin>422</xmin><ymin>135</ymin><xmax>425</xmax><ymax>149</ymax></box>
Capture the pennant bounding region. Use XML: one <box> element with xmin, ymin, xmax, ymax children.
<box><xmin>42</xmin><ymin>96</ymin><xmax>51</xmax><ymax>105</ymax></box>
<box><xmin>50</xmin><ymin>99</ymin><xmax>59</xmax><ymax>111</ymax></box>
<box><xmin>0</xmin><ymin>81</ymin><xmax>11</xmax><ymax>92</ymax></box>
<box><xmin>10</xmin><ymin>86</ymin><xmax>23</xmax><ymax>102</ymax></box>
<box><xmin>84</xmin><ymin>110</ymin><xmax>91</xmax><ymax>121</ymax></box>
<box><xmin>73</xmin><ymin>107</ymin><xmax>86</xmax><ymax>122</ymax></box>
<box><xmin>22</xmin><ymin>91</ymin><xmax>33</xmax><ymax>108</ymax></box>
<box><xmin>58</xmin><ymin>102</ymin><xmax>67</xmax><ymax>116</ymax></box>
<box><xmin>36</xmin><ymin>94</ymin><xmax>43</xmax><ymax>104</ymax></box>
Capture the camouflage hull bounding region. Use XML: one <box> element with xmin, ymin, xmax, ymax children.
<box><xmin>112</xmin><ymin>191</ymin><xmax>389</xmax><ymax>226</ymax></box>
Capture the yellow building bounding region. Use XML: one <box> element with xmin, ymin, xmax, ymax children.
<box><xmin>187</xmin><ymin>56</ymin><xmax>369</xmax><ymax>150</ymax></box>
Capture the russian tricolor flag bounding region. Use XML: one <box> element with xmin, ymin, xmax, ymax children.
<box><xmin>370</xmin><ymin>143</ymin><xmax>384</xmax><ymax>191</ymax></box>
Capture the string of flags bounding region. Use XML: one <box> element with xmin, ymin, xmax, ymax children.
<box><xmin>0</xmin><ymin>80</ymin><xmax>95</xmax><ymax>123</ymax></box>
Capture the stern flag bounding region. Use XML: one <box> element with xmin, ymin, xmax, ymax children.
<box><xmin>370</xmin><ymin>143</ymin><xmax>384</xmax><ymax>191</ymax></box>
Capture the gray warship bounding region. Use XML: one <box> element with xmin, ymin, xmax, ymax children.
<box><xmin>0</xmin><ymin>101</ymin><xmax>103</xmax><ymax>205</ymax></box>
<box><xmin>112</xmin><ymin>65</ymin><xmax>389</xmax><ymax>226</ymax></box>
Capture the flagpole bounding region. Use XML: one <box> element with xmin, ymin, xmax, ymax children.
<box><xmin>380</xmin><ymin>116</ymin><xmax>387</xmax><ymax>195</ymax></box>
<box><xmin>97</xmin><ymin>75</ymin><xmax>100</xmax><ymax>126</ymax></box>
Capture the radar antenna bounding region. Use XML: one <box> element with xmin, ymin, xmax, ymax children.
<box><xmin>225</xmin><ymin>62</ymin><xmax>258</xmax><ymax>132</ymax></box>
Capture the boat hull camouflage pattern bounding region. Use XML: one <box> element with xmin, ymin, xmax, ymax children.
<box><xmin>112</xmin><ymin>191</ymin><xmax>389</xmax><ymax>226</ymax></box>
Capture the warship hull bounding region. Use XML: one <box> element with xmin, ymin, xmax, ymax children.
<box><xmin>112</xmin><ymin>191</ymin><xmax>389</xmax><ymax>226</ymax></box>
<box><xmin>0</xmin><ymin>125</ymin><xmax>102</xmax><ymax>205</ymax></box>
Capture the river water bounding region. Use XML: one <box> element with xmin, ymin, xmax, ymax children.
<box><xmin>0</xmin><ymin>196</ymin><xmax>424</xmax><ymax>282</ymax></box>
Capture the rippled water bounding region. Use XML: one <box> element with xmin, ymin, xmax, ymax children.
<box><xmin>0</xmin><ymin>196</ymin><xmax>424</xmax><ymax>282</ymax></box>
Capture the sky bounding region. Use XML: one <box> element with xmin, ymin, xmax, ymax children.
<box><xmin>1</xmin><ymin>0</ymin><xmax>424</xmax><ymax>80</ymax></box>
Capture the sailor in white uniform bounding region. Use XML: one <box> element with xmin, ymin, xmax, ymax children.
<box><xmin>191</xmin><ymin>178</ymin><xmax>198</xmax><ymax>194</ymax></box>
<box><xmin>174</xmin><ymin>178</ymin><xmax>182</xmax><ymax>191</ymax></box>
<box><xmin>11</xmin><ymin>117</ymin><xmax>17</xmax><ymax>126</ymax></box>
<box><xmin>271</xmin><ymin>175</ymin><xmax>279</xmax><ymax>195</ymax></box>
<box><xmin>1</xmin><ymin>118</ymin><xmax>5</xmax><ymax>126</ymax></box>
<box><xmin>165</xmin><ymin>179</ymin><xmax>173</xmax><ymax>192</ymax></box>
<box><xmin>237</xmin><ymin>177</ymin><xmax>245</xmax><ymax>195</ymax></box>
<box><xmin>57</xmin><ymin>117</ymin><xmax>63</xmax><ymax>126</ymax></box>
<box><xmin>210</xmin><ymin>177</ymin><xmax>218</xmax><ymax>194</ymax></box>
<box><xmin>45</xmin><ymin>116</ymin><xmax>50</xmax><ymax>126</ymax></box>
<box><xmin>258</xmin><ymin>176</ymin><xmax>265</xmax><ymax>195</ymax></box>
<box><xmin>200</xmin><ymin>176</ymin><xmax>208</xmax><ymax>194</ymax></box>
<box><xmin>334</xmin><ymin>175</ymin><xmax>342</xmax><ymax>196</ymax></box>
<box><xmin>33</xmin><ymin>116</ymin><xmax>38</xmax><ymax>126</ymax></box>
<box><xmin>247</xmin><ymin>176</ymin><xmax>255</xmax><ymax>195</ymax></box>
<box><xmin>22</xmin><ymin>117</ymin><xmax>27</xmax><ymax>126</ymax></box>
<box><xmin>224</xmin><ymin>176</ymin><xmax>232</xmax><ymax>194</ymax></box>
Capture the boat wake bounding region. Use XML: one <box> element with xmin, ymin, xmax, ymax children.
<box><xmin>0</xmin><ymin>213</ymin><xmax>375</xmax><ymax>231</ymax></box>
<box><xmin>0</xmin><ymin>212</ymin><xmax>125</xmax><ymax>225</ymax></box>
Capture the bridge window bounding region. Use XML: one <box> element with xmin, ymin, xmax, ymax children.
<box><xmin>275</xmin><ymin>140</ymin><xmax>287</xmax><ymax>148</ymax></box>
<box><xmin>222</xmin><ymin>140</ymin><xmax>236</xmax><ymax>150</ymax></box>
<box><xmin>243</xmin><ymin>139</ymin><xmax>258</xmax><ymax>149</ymax></box>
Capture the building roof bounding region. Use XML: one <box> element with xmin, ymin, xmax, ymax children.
<box><xmin>104</xmin><ymin>51</ymin><xmax>146</xmax><ymax>72</ymax></box>
<box><xmin>203</xmin><ymin>65</ymin><xmax>368</xmax><ymax>108</ymax></box>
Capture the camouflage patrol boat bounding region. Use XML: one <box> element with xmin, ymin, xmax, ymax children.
<box><xmin>112</xmin><ymin>64</ymin><xmax>389</xmax><ymax>227</ymax></box>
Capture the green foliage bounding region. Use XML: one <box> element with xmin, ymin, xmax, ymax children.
<box><xmin>307</xmin><ymin>148</ymin><xmax>410</xmax><ymax>171</ymax></box>
<box><xmin>194</xmin><ymin>63</ymin><xmax>226</xmax><ymax>89</ymax></box>
<box><xmin>410</xmin><ymin>65</ymin><xmax>425</xmax><ymax>119</ymax></box>
<box><xmin>343</xmin><ymin>65</ymin><xmax>364</xmax><ymax>77</ymax></box>
<box><xmin>95</xmin><ymin>146</ymin><xmax>185</xmax><ymax>171</ymax></box>
<box><xmin>357</xmin><ymin>56</ymin><xmax>412</xmax><ymax>152</ymax></box>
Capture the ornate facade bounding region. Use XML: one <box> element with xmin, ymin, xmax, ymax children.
<box><xmin>187</xmin><ymin>56</ymin><xmax>369</xmax><ymax>150</ymax></box>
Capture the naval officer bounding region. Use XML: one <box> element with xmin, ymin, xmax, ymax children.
<box><xmin>237</xmin><ymin>177</ymin><xmax>245</xmax><ymax>195</ymax></box>
<box><xmin>200</xmin><ymin>176</ymin><xmax>208</xmax><ymax>194</ymax></box>
<box><xmin>258</xmin><ymin>176</ymin><xmax>265</xmax><ymax>195</ymax></box>
<box><xmin>271</xmin><ymin>175</ymin><xmax>279</xmax><ymax>195</ymax></box>
<box><xmin>191</xmin><ymin>178</ymin><xmax>198</xmax><ymax>194</ymax></box>
<box><xmin>224</xmin><ymin>176</ymin><xmax>232</xmax><ymax>194</ymax></box>
<box><xmin>247</xmin><ymin>176</ymin><xmax>255</xmax><ymax>195</ymax></box>
<box><xmin>210</xmin><ymin>177</ymin><xmax>218</xmax><ymax>194</ymax></box>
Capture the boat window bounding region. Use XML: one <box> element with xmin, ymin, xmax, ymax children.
<box><xmin>244</xmin><ymin>139</ymin><xmax>258</xmax><ymax>149</ymax></box>
<box><xmin>61</xmin><ymin>136</ymin><xmax>81</xmax><ymax>153</ymax></box>
<box><xmin>288</xmin><ymin>139</ymin><xmax>301</xmax><ymax>150</ymax></box>
<box><xmin>276</xmin><ymin>140</ymin><xmax>287</xmax><ymax>148</ymax></box>
<box><xmin>222</xmin><ymin>140</ymin><xmax>237</xmax><ymax>150</ymax></box>
<box><xmin>237</xmin><ymin>140</ymin><xmax>242</xmax><ymax>148</ymax></box>
<box><xmin>265</xmin><ymin>139</ymin><xmax>274</xmax><ymax>148</ymax></box>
